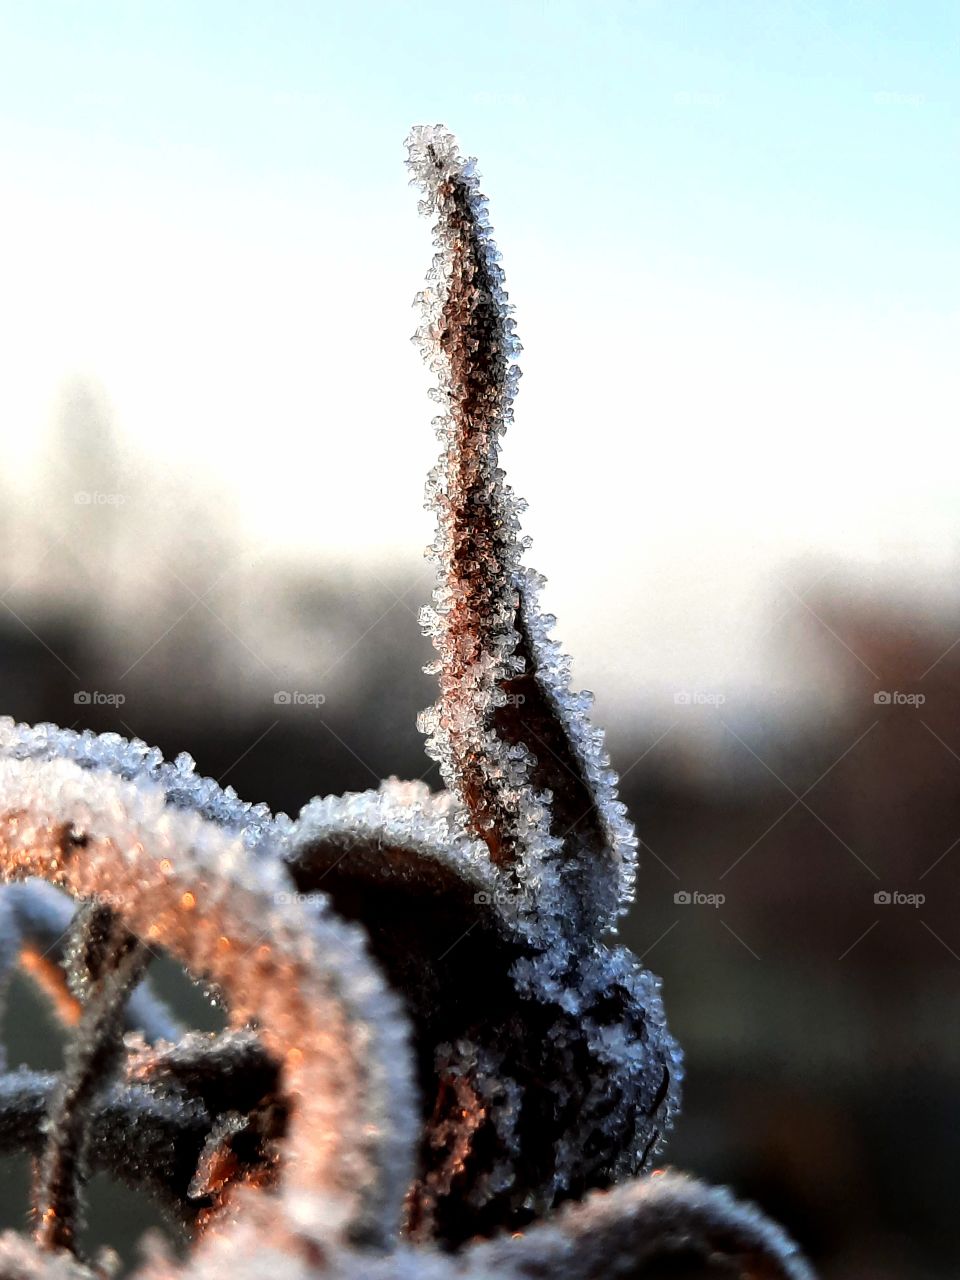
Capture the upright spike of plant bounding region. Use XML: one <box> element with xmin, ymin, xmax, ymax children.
<box><xmin>408</xmin><ymin>125</ymin><xmax>636</xmax><ymax>942</ymax></box>
<box><xmin>0</xmin><ymin>126</ymin><xmax>815</xmax><ymax>1280</ymax></box>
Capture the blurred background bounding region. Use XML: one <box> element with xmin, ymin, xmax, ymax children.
<box><xmin>0</xmin><ymin>2</ymin><xmax>958</xmax><ymax>1276</ymax></box>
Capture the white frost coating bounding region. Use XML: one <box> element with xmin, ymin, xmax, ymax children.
<box><xmin>293</xmin><ymin>772</ymin><xmax>681</xmax><ymax>1228</ymax></box>
<box><xmin>290</xmin><ymin>780</ymin><xmax>550</xmax><ymax>945</ymax></box>
<box><xmin>292</xmin><ymin>780</ymin><xmax>486</xmax><ymax>881</ymax></box>
<box><xmin>0</xmin><ymin>719</ymin><xmax>291</xmax><ymax>852</ymax></box>
<box><xmin>0</xmin><ymin>752</ymin><xmax>419</xmax><ymax>1253</ymax></box>
<box><xmin>405</xmin><ymin>126</ymin><xmax>639</xmax><ymax>945</ymax></box>
<box><xmin>0</xmin><ymin>1231</ymin><xmax>103</xmax><ymax>1279</ymax></box>
<box><xmin>516</xmin><ymin>569</ymin><xmax>640</xmax><ymax>922</ymax></box>
<box><xmin>458</xmin><ymin>1171</ymin><xmax>817</xmax><ymax>1280</ymax></box>
<box><xmin>0</xmin><ymin>718</ymin><xmax>290</xmax><ymax>1044</ymax></box>
<box><xmin>290</xmin><ymin>782</ymin><xmax>588</xmax><ymax>960</ymax></box>
<box><xmin>507</xmin><ymin>941</ymin><xmax>682</xmax><ymax>1197</ymax></box>
<box><xmin>407</xmin><ymin>126</ymin><xmax>527</xmax><ymax>790</ymax></box>
<box><xmin>180</xmin><ymin>1173</ymin><xmax>814</xmax><ymax>1280</ymax></box>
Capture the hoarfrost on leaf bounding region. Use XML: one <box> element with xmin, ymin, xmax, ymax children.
<box><xmin>405</xmin><ymin>126</ymin><xmax>638</xmax><ymax>951</ymax></box>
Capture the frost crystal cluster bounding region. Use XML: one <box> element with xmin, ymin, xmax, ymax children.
<box><xmin>0</xmin><ymin>127</ymin><xmax>814</xmax><ymax>1280</ymax></box>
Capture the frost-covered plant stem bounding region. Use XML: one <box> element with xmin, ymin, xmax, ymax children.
<box><xmin>35</xmin><ymin>906</ymin><xmax>147</xmax><ymax>1253</ymax></box>
<box><xmin>408</xmin><ymin>126</ymin><xmax>637</xmax><ymax>941</ymax></box>
<box><xmin>410</xmin><ymin>130</ymin><xmax>525</xmax><ymax>869</ymax></box>
<box><xmin>0</xmin><ymin>880</ymin><xmax>182</xmax><ymax>1052</ymax></box>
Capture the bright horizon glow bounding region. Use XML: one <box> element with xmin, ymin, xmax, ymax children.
<box><xmin>0</xmin><ymin>1</ymin><xmax>957</xmax><ymax>710</ymax></box>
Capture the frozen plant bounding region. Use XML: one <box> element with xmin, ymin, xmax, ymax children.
<box><xmin>0</xmin><ymin>126</ymin><xmax>814</xmax><ymax>1280</ymax></box>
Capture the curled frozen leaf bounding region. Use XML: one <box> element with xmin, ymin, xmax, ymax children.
<box><xmin>287</xmin><ymin>782</ymin><xmax>516</xmax><ymax>1015</ymax></box>
<box><xmin>289</xmin><ymin>776</ymin><xmax>679</xmax><ymax>1247</ymax></box>
<box><xmin>190</xmin><ymin>1174</ymin><xmax>813</xmax><ymax>1280</ymax></box>
<box><xmin>0</xmin><ymin>751</ymin><xmax>419</xmax><ymax>1250</ymax></box>
<box><xmin>461</xmin><ymin>1171</ymin><xmax>816</xmax><ymax>1280</ymax></box>
<box><xmin>0</xmin><ymin>719</ymin><xmax>288</xmax><ymax>850</ymax></box>
<box><xmin>405</xmin><ymin>942</ymin><xmax>679</xmax><ymax>1246</ymax></box>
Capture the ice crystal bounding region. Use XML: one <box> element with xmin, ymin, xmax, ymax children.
<box><xmin>0</xmin><ymin>126</ymin><xmax>814</xmax><ymax>1280</ymax></box>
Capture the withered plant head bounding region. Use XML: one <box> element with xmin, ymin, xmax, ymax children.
<box><xmin>0</xmin><ymin>127</ymin><xmax>814</xmax><ymax>1280</ymax></box>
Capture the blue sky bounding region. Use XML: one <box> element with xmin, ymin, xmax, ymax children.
<box><xmin>0</xmin><ymin>2</ymin><xmax>957</xmax><ymax>708</ymax></box>
<box><xmin>1</xmin><ymin>0</ymin><xmax>956</xmax><ymax>302</ymax></box>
